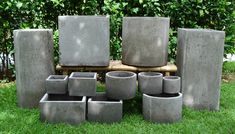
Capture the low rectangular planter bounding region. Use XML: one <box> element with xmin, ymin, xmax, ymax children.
<box><xmin>45</xmin><ymin>75</ymin><xmax>68</xmax><ymax>94</ymax></box>
<box><xmin>39</xmin><ymin>93</ymin><xmax>86</xmax><ymax>124</ymax></box>
<box><xmin>68</xmin><ymin>72</ymin><xmax>97</xmax><ymax>96</ymax></box>
<box><xmin>88</xmin><ymin>93</ymin><xmax>123</xmax><ymax>123</ymax></box>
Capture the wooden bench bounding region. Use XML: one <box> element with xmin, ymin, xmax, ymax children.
<box><xmin>56</xmin><ymin>60</ymin><xmax>177</xmax><ymax>76</ymax></box>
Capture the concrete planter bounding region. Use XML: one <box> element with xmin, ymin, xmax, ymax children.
<box><xmin>68</xmin><ymin>72</ymin><xmax>97</xmax><ymax>96</ymax></box>
<box><xmin>58</xmin><ymin>16</ymin><xmax>110</xmax><ymax>66</ymax></box>
<box><xmin>143</xmin><ymin>93</ymin><xmax>182</xmax><ymax>123</ymax></box>
<box><xmin>122</xmin><ymin>17</ymin><xmax>170</xmax><ymax>67</ymax></box>
<box><xmin>45</xmin><ymin>75</ymin><xmax>68</xmax><ymax>94</ymax></box>
<box><xmin>39</xmin><ymin>93</ymin><xmax>86</xmax><ymax>124</ymax></box>
<box><xmin>13</xmin><ymin>29</ymin><xmax>55</xmax><ymax>108</ymax></box>
<box><xmin>106</xmin><ymin>71</ymin><xmax>137</xmax><ymax>100</ymax></box>
<box><xmin>88</xmin><ymin>92</ymin><xmax>123</xmax><ymax>123</ymax></box>
<box><xmin>176</xmin><ymin>28</ymin><xmax>225</xmax><ymax>110</ymax></box>
<box><xmin>163</xmin><ymin>76</ymin><xmax>181</xmax><ymax>94</ymax></box>
<box><xmin>138</xmin><ymin>72</ymin><xmax>163</xmax><ymax>94</ymax></box>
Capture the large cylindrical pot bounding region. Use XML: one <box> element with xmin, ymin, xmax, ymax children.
<box><xmin>163</xmin><ymin>76</ymin><xmax>181</xmax><ymax>94</ymax></box>
<box><xmin>143</xmin><ymin>93</ymin><xmax>182</xmax><ymax>123</ymax></box>
<box><xmin>14</xmin><ymin>29</ymin><xmax>55</xmax><ymax>108</ymax></box>
<box><xmin>138</xmin><ymin>72</ymin><xmax>163</xmax><ymax>94</ymax></box>
<box><xmin>122</xmin><ymin>17</ymin><xmax>170</xmax><ymax>67</ymax></box>
<box><xmin>106</xmin><ymin>71</ymin><xmax>137</xmax><ymax>100</ymax></box>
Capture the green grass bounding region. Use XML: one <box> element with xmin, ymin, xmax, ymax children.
<box><xmin>0</xmin><ymin>81</ymin><xmax>235</xmax><ymax>134</ymax></box>
<box><xmin>223</xmin><ymin>61</ymin><xmax>235</xmax><ymax>73</ymax></box>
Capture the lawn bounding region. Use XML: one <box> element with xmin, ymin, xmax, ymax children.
<box><xmin>0</xmin><ymin>62</ymin><xmax>235</xmax><ymax>133</ymax></box>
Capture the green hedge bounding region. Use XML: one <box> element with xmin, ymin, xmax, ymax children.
<box><xmin>0</xmin><ymin>0</ymin><xmax>234</xmax><ymax>80</ymax></box>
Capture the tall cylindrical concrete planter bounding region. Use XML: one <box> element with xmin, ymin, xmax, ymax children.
<box><xmin>106</xmin><ymin>71</ymin><xmax>137</xmax><ymax>100</ymax></box>
<box><xmin>138</xmin><ymin>72</ymin><xmax>163</xmax><ymax>94</ymax></box>
<box><xmin>122</xmin><ymin>17</ymin><xmax>170</xmax><ymax>67</ymax></box>
<box><xmin>143</xmin><ymin>93</ymin><xmax>182</xmax><ymax>123</ymax></box>
<box><xmin>14</xmin><ymin>29</ymin><xmax>55</xmax><ymax>108</ymax></box>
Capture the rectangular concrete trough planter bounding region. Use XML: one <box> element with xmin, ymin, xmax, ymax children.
<box><xmin>68</xmin><ymin>72</ymin><xmax>97</xmax><ymax>96</ymax></box>
<box><xmin>45</xmin><ymin>75</ymin><xmax>68</xmax><ymax>94</ymax></box>
<box><xmin>88</xmin><ymin>93</ymin><xmax>123</xmax><ymax>123</ymax></box>
<box><xmin>39</xmin><ymin>93</ymin><xmax>86</xmax><ymax>124</ymax></box>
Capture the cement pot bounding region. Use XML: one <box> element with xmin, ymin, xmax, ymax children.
<box><xmin>106</xmin><ymin>71</ymin><xmax>137</xmax><ymax>100</ymax></box>
<box><xmin>122</xmin><ymin>17</ymin><xmax>170</xmax><ymax>67</ymax></box>
<box><xmin>138</xmin><ymin>72</ymin><xmax>163</xmax><ymax>94</ymax></box>
<box><xmin>68</xmin><ymin>72</ymin><xmax>97</xmax><ymax>96</ymax></box>
<box><xmin>87</xmin><ymin>92</ymin><xmax>123</xmax><ymax>123</ymax></box>
<box><xmin>163</xmin><ymin>76</ymin><xmax>181</xmax><ymax>94</ymax></box>
<box><xmin>45</xmin><ymin>75</ymin><xmax>68</xmax><ymax>94</ymax></box>
<box><xmin>143</xmin><ymin>93</ymin><xmax>182</xmax><ymax>123</ymax></box>
<box><xmin>39</xmin><ymin>93</ymin><xmax>86</xmax><ymax>124</ymax></box>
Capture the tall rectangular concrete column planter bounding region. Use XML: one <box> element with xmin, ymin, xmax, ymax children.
<box><xmin>176</xmin><ymin>28</ymin><xmax>225</xmax><ymax>111</ymax></box>
<box><xmin>58</xmin><ymin>16</ymin><xmax>110</xmax><ymax>66</ymax></box>
<box><xmin>14</xmin><ymin>29</ymin><xmax>55</xmax><ymax>108</ymax></box>
<box><xmin>122</xmin><ymin>17</ymin><xmax>170</xmax><ymax>67</ymax></box>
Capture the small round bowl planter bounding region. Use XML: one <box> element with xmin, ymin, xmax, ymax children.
<box><xmin>106</xmin><ymin>71</ymin><xmax>137</xmax><ymax>100</ymax></box>
<box><xmin>88</xmin><ymin>92</ymin><xmax>123</xmax><ymax>123</ymax></box>
<box><xmin>138</xmin><ymin>72</ymin><xmax>163</xmax><ymax>94</ymax></box>
<box><xmin>45</xmin><ymin>75</ymin><xmax>68</xmax><ymax>94</ymax></box>
<box><xmin>163</xmin><ymin>76</ymin><xmax>181</xmax><ymax>94</ymax></box>
<box><xmin>143</xmin><ymin>93</ymin><xmax>182</xmax><ymax>123</ymax></box>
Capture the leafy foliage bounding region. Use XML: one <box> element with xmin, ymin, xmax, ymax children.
<box><xmin>0</xmin><ymin>0</ymin><xmax>234</xmax><ymax>80</ymax></box>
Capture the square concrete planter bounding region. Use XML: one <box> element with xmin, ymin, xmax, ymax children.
<box><xmin>143</xmin><ymin>93</ymin><xmax>182</xmax><ymax>123</ymax></box>
<box><xmin>122</xmin><ymin>17</ymin><xmax>170</xmax><ymax>67</ymax></box>
<box><xmin>138</xmin><ymin>72</ymin><xmax>163</xmax><ymax>94</ymax></box>
<box><xmin>176</xmin><ymin>28</ymin><xmax>225</xmax><ymax>110</ymax></box>
<box><xmin>58</xmin><ymin>16</ymin><xmax>110</xmax><ymax>66</ymax></box>
<box><xmin>88</xmin><ymin>92</ymin><xmax>123</xmax><ymax>123</ymax></box>
<box><xmin>163</xmin><ymin>76</ymin><xmax>180</xmax><ymax>94</ymax></box>
<box><xmin>68</xmin><ymin>72</ymin><xmax>97</xmax><ymax>96</ymax></box>
<box><xmin>39</xmin><ymin>93</ymin><xmax>86</xmax><ymax>124</ymax></box>
<box><xmin>45</xmin><ymin>75</ymin><xmax>68</xmax><ymax>94</ymax></box>
<box><xmin>106</xmin><ymin>71</ymin><xmax>137</xmax><ymax>100</ymax></box>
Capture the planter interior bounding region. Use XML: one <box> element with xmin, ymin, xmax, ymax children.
<box><xmin>106</xmin><ymin>71</ymin><xmax>136</xmax><ymax>78</ymax></box>
<box><xmin>163</xmin><ymin>76</ymin><xmax>180</xmax><ymax>80</ymax></box>
<box><xmin>147</xmin><ymin>93</ymin><xmax>181</xmax><ymax>98</ymax></box>
<box><xmin>90</xmin><ymin>94</ymin><xmax>120</xmax><ymax>102</ymax></box>
<box><xmin>47</xmin><ymin>75</ymin><xmax>68</xmax><ymax>81</ymax></box>
<box><xmin>139</xmin><ymin>72</ymin><xmax>162</xmax><ymax>77</ymax></box>
<box><xmin>70</xmin><ymin>72</ymin><xmax>96</xmax><ymax>79</ymax></box>
<box><xmin>44</xmin><ymin>94</ymin><xmax>83</xmax><ymax>101</ymax></box>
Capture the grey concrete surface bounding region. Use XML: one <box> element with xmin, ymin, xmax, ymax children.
<box><xmin>45</xmin><ymin>75</ymin><xmax>68</xmax><ymax>94</ymax></box>
<box><xmin>163</xmin><ymin>76</ymin><xmax>181</xmax><ymax>94</ymax></box>
<box><xmin>13</xmin><ymin>29</ymin><xmax>55</xmax><ymax>108</ymax></box>
<box><xmin>58</xmin><ymin>16</ymin><xmax>110</xmax><ymax>66</ymax></box>
<box><xmin>87</xmin><ymin>92</ymin><xmax>123</xmax><ymax>123</ymax></box>
<box><xmin>122</xmin><ymin>17</ymin><xmax>170</xmax><ymax>67</ymax></box>
<box><xmin>106</xmin><ymin>71</ymin><xmax>137</xmax><ymax>100</ymax></box>
<box><xmin>143</xmin><ymin>93</ymin><xmax>182</xmax><ymax>123</ymax></box>
<box><xmin>176</xmin><ymin>28</ymin><xmax>225</xmax><ymax>111</ymax></box>
<box><xmin>138</xmin><ymin>72</ymin><xmax>163</xmax><ymax>94</ymax></box>
<box><xmin>68</xmin><ymin>72</ymin><xmax>97</xmax><ymax>96</ymax></box>
<box><xmin>40</xmin><ymin>93</ymin><xmax>86</xmax><ymax>124</ymax></box>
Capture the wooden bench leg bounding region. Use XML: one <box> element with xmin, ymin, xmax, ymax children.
<box><xmin>62</xmin><ymin>70</ymin><xmax>69</xmax><ymax>75</ymax></box>
<box><xmin>165</xmin><ymin>72</ymin><xmax>170</xmax><ymax>76</ymax></box>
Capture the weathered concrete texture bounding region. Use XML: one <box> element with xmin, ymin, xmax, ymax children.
<box><xmin>176</xmin><ymin>28</ymin><xmax>225</xmax><ymax>111</ymax></box>
<box><xmin>138</xmin><ymin>72</ymin><xmax>163</xmax><ymax>94</ymax></box>
<box><xmin>163</xmin><ymin>76</ymin><xmax>181</xmax><ymax>94</ymax></box>
<box><xmin>58</xmin><ymin>16</ymin><xmax>110</xmax><ymax>66</ymax></box>
<box><xmin>122</xmin><ymin>17</ymin><xmax>170</xmax><ymax>67</ymax></box>
<box><xmin>68</xmin><ymin>72</ymin><xmax>97</xmax><ymax>96</ymax></box>
<box><xmin>14</xmin><ymin>29</ymin><xmax>55</xmax><ymax>108</ymax></box>
<box><xmin>40</xmin><ymin>94</ymin><xmax>86</xmax><ymax>124</ymax></box>
<box><xmin>106</xmin><ymin>71</ymin><xmax>137</xmax><ymax>100</ymax></box>
<box><xmin>143</xmin><ymin>93</ymin><xmax>182</xmax><ymax>123</ymax></box>
<box><xmin>87</xmin><ymin>92</ymin><xmax>123</xmax><ymax>123</ymax></box>
<box><xmin>45</xmin><ymin>75</ymin><xmax>68</xmax><ymax>94</ymax></box>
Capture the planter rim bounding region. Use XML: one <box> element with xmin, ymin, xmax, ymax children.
<box><xmin>138</xmin><ymin>72</ymin><xmax>163</xmax><ymax>77</ymax></box>
<box><xmin>106</xmin><ymin>71</ymin><xmax>136</xmax><ymax>79</ymax></box>
<box><xmin>40</xmin><ymin>93</ymin><xmax>86</xmax><ymax>103</ymax></box>
<box><xmin>59</xmin><ymin>15</ymin><xmax>109</xmax><ymax>18</ymax></box>
<box><xmin>143</xmin><ymin>93</ymin><xmax>182</xmax><ymax>100</ymax></box>
<box><xmin>88</xmin><ymin>98</ymin><xmax>122</xmax><ymax>103</ymax></box>
<box><xmin>46</xmin><ymin>75</ymin><xmax>68</xmax><ymax>81</ymax></box>
<box><xmin>178</xmin><ymin>28</ymin><xmax>225</xmax><ymax>33</ymax></box>
<box><xmin>163</xmin><ymin>76</ymin><xmax>180</xmax><ymax>80</ymax></box>
<box><xmin>14</xmin><ymin>29</ymin><xmax>52</xmax><ymax>32</ymax></box>
<box><xmin>123</xmin><ymin>16</ymin><xmax>170</xmax><ymax>20</ymax></box>
<box><xmin>69</xmin><ymin>72</ymin><xmax>97</xmax><ymax>79</ymax></box>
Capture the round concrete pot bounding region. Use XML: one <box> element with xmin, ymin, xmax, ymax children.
<box><xmin>106</xmin><ymin>71</ymin><xmax>137</xmax><ymax>100</ymax></box>
<box><xmin>138</xmin><ymin>72</ymin><xmax>163</xmax><ymax>94</ymax></box>
<box><xmin>143</xmin><ymin>93</ymin><xmax>182</xmax><ymax>123</ymax></box>
<box><xmin>163</xmin><ymin>76</ymin><xmax>181</xmax><ymax>94</ymax></box>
